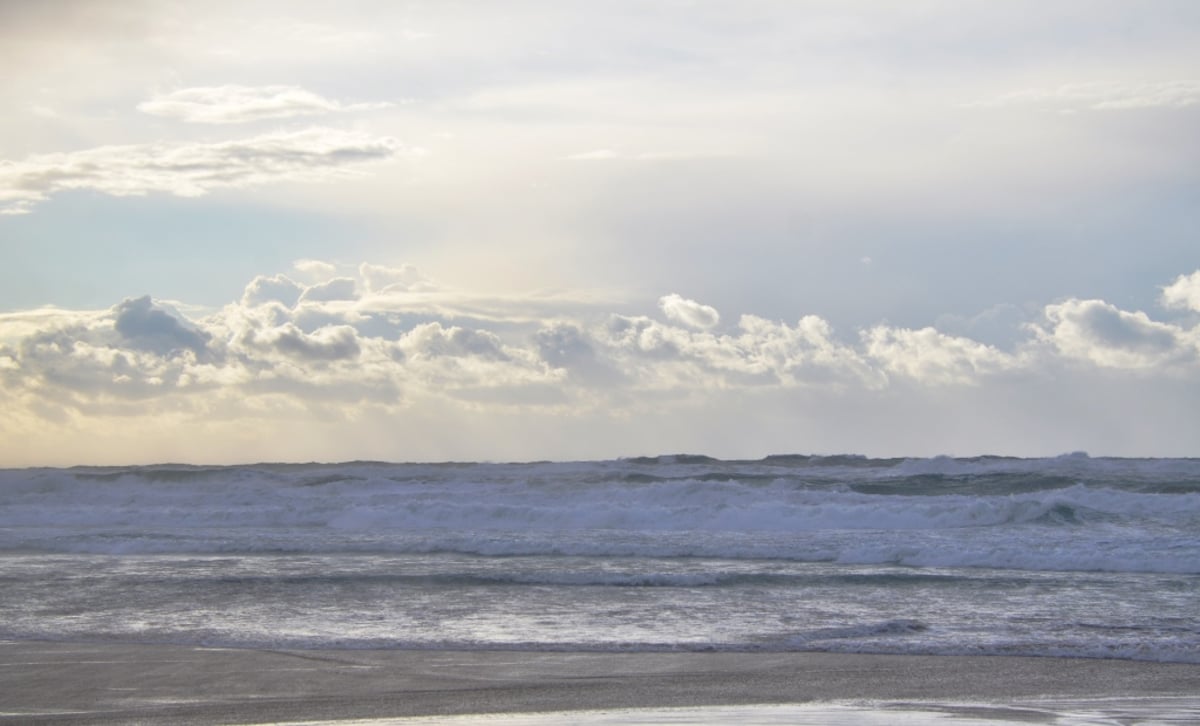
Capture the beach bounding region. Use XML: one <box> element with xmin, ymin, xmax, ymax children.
<box><xmin>3</xmin><ymin>642</ymin><xmax>1199</xmax><ymax>724</ymax></box>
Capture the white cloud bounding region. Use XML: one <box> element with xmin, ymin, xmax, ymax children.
<box><xmin>564</xmin><ymin>149</ymin><xmax>721</xmax><ymax>162</ymax></box>
<box><xmin>258</xmin><ymin>323</ymin><xmax>362</xmax><ymax>362</ymax></box>
<box><xmin>863</xmin><ymin>326</ymin><xmax>1016</xmax><ymax>385</ymax></box>
<box><xmin>242</xmin><ymin>274</ymin><xmax>304</xmax><ymax>308</ymax></box>
<box><xmin>565</xmin><ymin>149</ymin><xmax>622</xmax><ymax>161</ymax></box>
<box><xmin>4</xmin><ymin>265</ymin><xmax>1200</xmax><ymax>463</ymax></box>
<box><xmin>137</xmin><ymin>84</ymin><xmax>392</xmax><ymax>124</ymax></box>
<box><xmin>659</xmin><ymin>293</ymin><xmax>719</xmax><ymax>329</ymax></box>
<box><xmin>594</xmin><ymin>312</ymin><xmax>880</xmax><ymax>390</ymax></box>
<box><xmin>299</xmin><ymin>277</ymin><xmax>358</xmax><ymax>303</ymax></box>
<box><xmin>112</xmin><ymin>296</ymin><xmax>211</xmax><ymax>357</ymax></box>
<box><xmin>0</xmin><ymin>307</ymin><xmax>107</xmax><ymax>346</ymax></box>
<box><xmin>1034</xmin><ymin>298</ymin><xmax>1195</xmax><ymax>369</ymax></box>
<box><xmin>1162</xmin><ymin>271</ymin><xmax>1200</xmax><ymax>313</ymax></box>
<box><xmin>969</xmin><ymin>80</ymin><xmax>1200</xmax><ymax>112</ymax></box>
<box><xmin>293</xmin><ymin>259</ymin><xmax>339</xmax><ymax>280</ymax></box>
<box><xmin>0</xmin><ymin>128</ymin><xmax>403</xmax><ymax>214</ymax></box>
<box><xmin>729</xmin><ymin>314</ymin><xmax>879</xmax><ymax>388</ymax></box>
<box><xmin>400</xmin><ymin>322</ymin><xmax>507</xmax><ymax>360</ymax></box>
<box><xmin>359</xmin><ymin>263</ymin><xmax>434</xmax><ymax>293</ymax></box>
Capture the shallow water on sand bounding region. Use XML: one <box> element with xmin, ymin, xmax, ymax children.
<box><xmin>279</xmin><ymin>698</ymin><xmax>1200</xmax><ymax>725</ymax></box>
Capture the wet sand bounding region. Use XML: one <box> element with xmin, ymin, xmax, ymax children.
<box><xmin>2</xmin><ymin>641</ymin><xmax>1198</xmax><ymax>724</ymax></box>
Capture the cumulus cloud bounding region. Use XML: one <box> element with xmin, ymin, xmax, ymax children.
<box><xmin>4</xmin><ymin>264</ymin><xmax>1200</xmax><ymax>464</ymax></box>
<box><xmin>261</xmin><ymin>323</ymin><xmax>362</xmax><ymax>362</ymax></box>
<box><xmin>137</xmin><ymin>85</ymin><xmax>392</xmax><ymax>124</ymax></box>
<box><xmin>1162</xmin><ymin>271</ymin><xmax>1200</xmax><ymax>313</ymax></box>
<box><xmin>1034</xmin><ymin>299</ymin><xmax>1194</xmax><ymax>369</ymax></box>
<box><xmin>0</xmin><ymin>128</ymin><xmax>402</xmax><ymax>214</ymax></box>
<box><xmin>595</xmin><ymin>312</ymin><xmax>879</xmax><ymax>390</ymax></box>
<box><xmin>863</xmin><ymin>326</ymin><xmax>1015</xmax><ymax>385</ymax></box>
<box><xmin>535</xmin><ymin>323</ymin><xmax>622</xmax><ymax>385</ymax></box>
<box><xmin>299</xmin><ymin>277</ymin><xmax>358</xmax><ymax>303</ymax></box>
<box><xmin>400</xmin><ymin>322</ymin><xmax>507</xmax><ymax>360</ymax></box>
<box><xmin>293</xmin><ymin>259</ymin><xmax>339</xmax><ymax>280</ymax></box>
<box><xmin>113</xmin><ymin>296</ymin><xmax>210</xmax><ymax>357</ymax></box>
<box><xmin>729</xmin><ymin>314</ymin><xmax>880</xmax><ymax>388</ymax></box>
<box><xmin>242</xmin><ymin>274</ymin><xmax>304</xmax><ymax>308</ymax></box>
<box><xmin>4</xmin><ymin>303</ymin><xmax>216</xmax><ymax>405</ymax></box>
<box><xmin>359</xmin><ymin>263</ymin><xmax>434</xmax><ymax>293</ymax></box>
<box><xmin>659</xmin><ymin>293</ymin><xmax>719</xmax><ymax>329</ymax></box>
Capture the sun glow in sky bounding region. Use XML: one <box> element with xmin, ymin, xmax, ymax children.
<box><xmin>2</xmin><ymin>1</ymin><xmax>1199</xmax><ymax>465</ymax></box>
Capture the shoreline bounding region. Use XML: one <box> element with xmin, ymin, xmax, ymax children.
<box><xmin>3</xmin><ymin>641</ymin><xmax>1199</xmax><ymax>724</ymax></box>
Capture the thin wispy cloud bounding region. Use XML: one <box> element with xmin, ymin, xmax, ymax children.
<box><xmin>563</xmin><ymin>149</ymin><xmax>726</xmax><ymax>162</ymax></box>
<box><xmin>968</xmin><ymin>80</ymin><xmax>1200</xmax><ymax>112</ymax></box>
<box><xmin>137</xmin><ymin>84</ymin><xmax>394</xmax><ymax>124</ymax></box>
<box><xmin>0</xmin><ymin>128</ymin><xmax>405</xmax><ymax>214</ymax></box>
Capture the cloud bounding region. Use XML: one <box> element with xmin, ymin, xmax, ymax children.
<box><xmin>535</xmin><ymin>323</ymin><xmax>622</xmax><ymax>386</ymax></box>
<box><xmin>4</xmin><ymin>264</ymin><xmax>1200</xmax><ymax>463</ymax></box>
<box><xmin>400</xmin><ymin>322</ymin><xmax>507</xmax><ymax>360</ymax></box>
<box><xmin>261</xmin><ymin>323</ymin><xmax>362</xmax><ymax>362</ymax></box>
<box><xmin>595</xmin><ymin>312</ymin><xmax>880</xmax><ymax>390</ymax></box>
<box><xmin>728</xmin><ymin>314</ymin><xmax>881</xmax><ymax>388</ymax></box>
<box><xmin>1034</xmin><ymin>298</ymin><xmax>1195</xmax><ymax>369</ymax></box>
<box><xmin>863</xmin><ymin>326</ymin><xmax>1016</xmax><ymax>385</ymax></box>
<box><xmin>0</xmin><ymin>128</ymin><xmax>403</xmax><ymax>214</ymax></box>
<box><xmin>359</xmin><ymin>263</ymin><xmax>434</xmax><ymax>293</ymax></box>
<box><xmin>934</xmin><ymin>304</ymin><xmax>1029</xmax><ymax>350</ymax></box>
<box><xmin>1162</xmin><ymin>271</ymin><xmax>1200</xmax><ymax>313</ymax></box>
<box><xmin>0</xmin><ymin>307</ymin><xmax>106</xmax><ymax>346</ymax></box>
<box><xmin>564</xmin><ymin>149</ymin><xmax>727</xmax><ymax>162</ymax></box>
<box><xmin>565</xmin><ymin>149</ymin><xmax>623</xmax><ymax>161</ymax></box>
<box><xmin>113</xmin><ymin>296</ymin><xmax>211</xmax><ymax>357</ymax></box>
<box><xmin>242</xmin><ymin>274</ymin><xmax>304</xmax><ymax>308</ymax></box>
<box><xmin>137</xmin><ymin>84</ymin><xmax>392</xmax><ymax>124</ymax></box>
<box><xmin>5</xmin><ymin>303</ymin><xmax>214</xmax><ymax>405</ymax></box>
<box><xmin>299</xmin><ymin>277</ymin><xmax>358</xmax><ymax>303</ymax></box>
<box><xmin>659</xmin><ymin>293</ymin><xmax>719</xmax><ymax>329</ymax></box>
<box><xmin>969</xmin><ymin>80</ymin><xmax>1200</xmax><ymax>112</ymax></box>
<box><xmin>293</xmin><ymin>259</ymin><xmax>339</xmax><ymax>280</ymax></box>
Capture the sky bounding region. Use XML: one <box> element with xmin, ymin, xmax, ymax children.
<box><xmin>1</xmin><ymin>0</ymin><xmax>1199</xmax><ymax>465</ymax></box>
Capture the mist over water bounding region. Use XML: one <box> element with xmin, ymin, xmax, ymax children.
<box><xmin>2</xmin><ymin>454</ymin><xmax>1198</xmax><ymax>661</ymax></box>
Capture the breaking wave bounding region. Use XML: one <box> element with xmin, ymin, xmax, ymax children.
<box><xmin>1</xmin><ymin>455</ymin><xmax>1198</xmax><ymax>573</ymax></box>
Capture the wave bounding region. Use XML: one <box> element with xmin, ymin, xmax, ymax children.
<box><xmin>2</xmin><ymin>468</ymin><xmax>1196</xmax><ymax>532</ymax></box>
<box><xmin>6</xmin><ymin>527</ymin><xmax>1199</xmax><ymax>574</ymax></box>
<box><xmin>2</xmin><ymin>456</ymin><xmax>1198</xmax><ymax>573</ymax></box>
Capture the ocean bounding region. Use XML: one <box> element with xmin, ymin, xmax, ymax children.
<box><xmin>2</xmin><ymin>453</ymin><xmax>1198</xmax><ymax>663</ymax></box>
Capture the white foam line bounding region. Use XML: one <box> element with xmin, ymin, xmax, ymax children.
<box><xmin>264</xmin><ymin>696</ymin><xmax>1200</xmax><ymax>725</ymax></box>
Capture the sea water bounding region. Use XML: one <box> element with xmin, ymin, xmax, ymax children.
<box><xmin>274</xmin><ymin>699</ymin><xmax>1200</xmax><ymax>725</ymax></box>
<box><xmin>1</xmin><ymin>453</ymin><xmax>1198</xmax><ymax>663</ymax></box>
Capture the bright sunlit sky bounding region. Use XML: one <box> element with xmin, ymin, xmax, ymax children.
<box><xmin>2</xmin><ymin>0</ymin><xmax>1199</xmax><ymax>465</ymax></box>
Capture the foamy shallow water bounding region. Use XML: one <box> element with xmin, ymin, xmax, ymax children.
<box><xmin>278</xmin><ymin>697</ymin><xmax>1200</xmax><ymax>725</ymax></box>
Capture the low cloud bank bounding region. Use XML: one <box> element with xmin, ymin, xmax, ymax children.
<box><xmin>2</xmin><ymin>263</ymin><xmax>1198</xmax><ymax>463</ymax></box>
